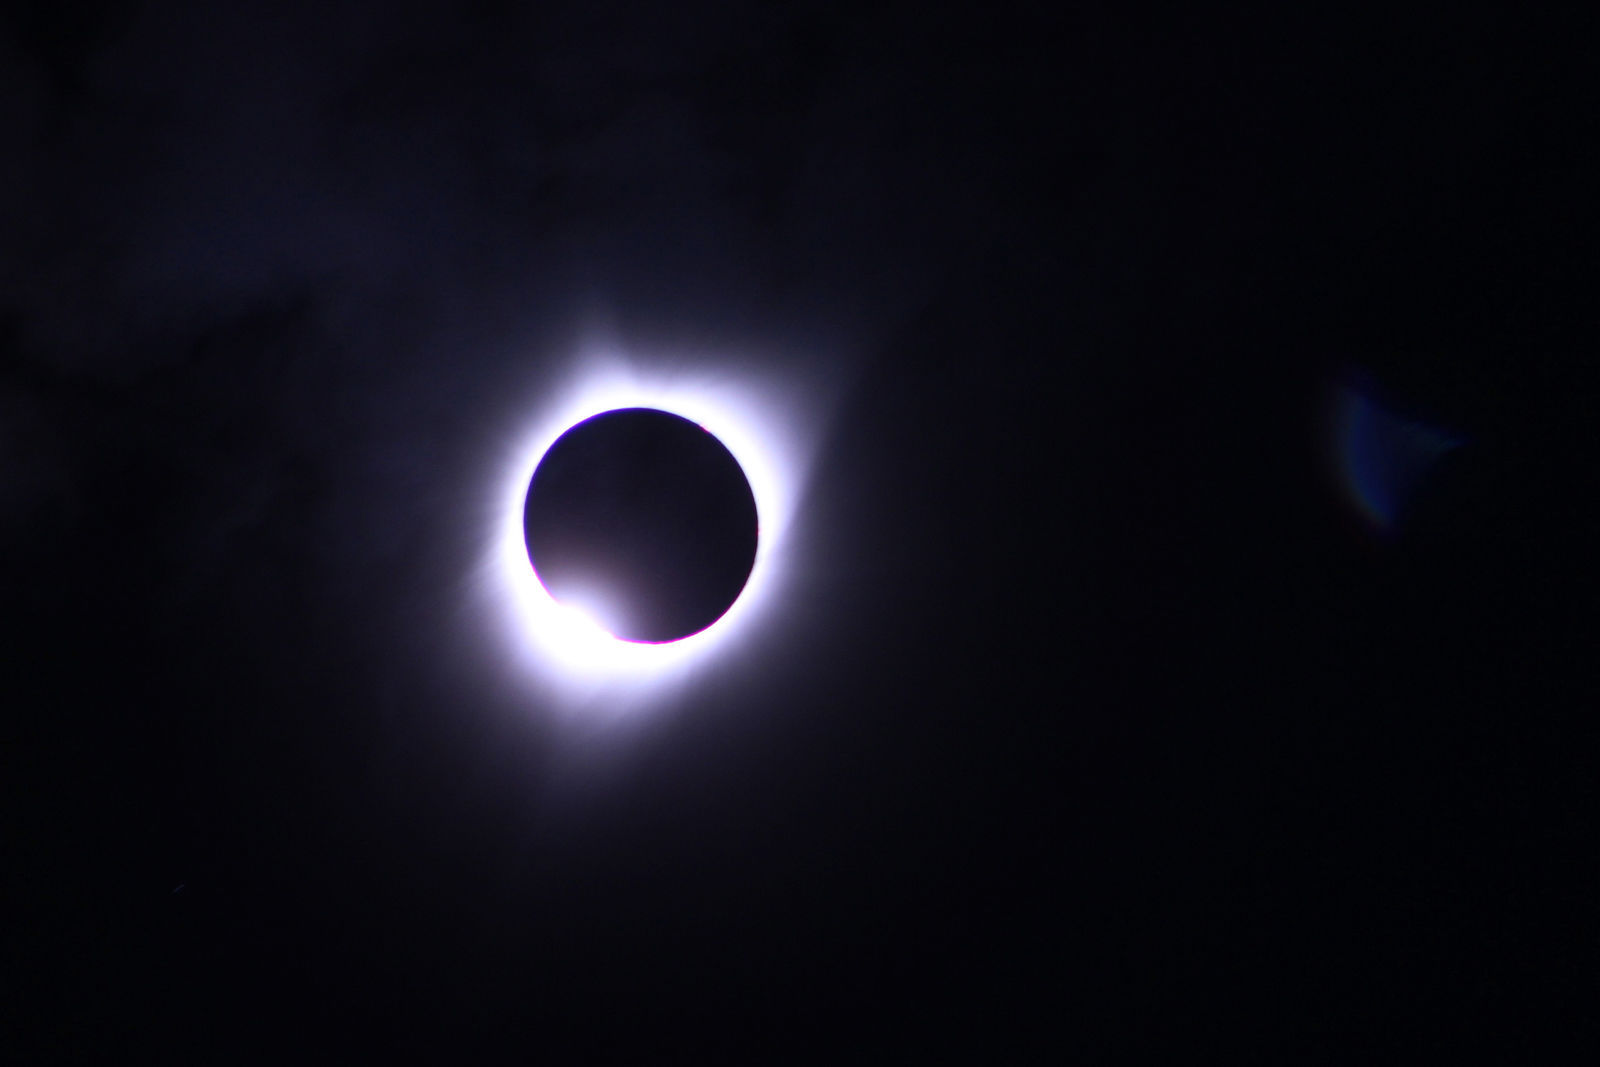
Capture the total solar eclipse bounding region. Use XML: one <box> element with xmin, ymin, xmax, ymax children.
<box><xmin>522</xmin><ymin>408</ymin><xmax>759</xmax><ymax>644</ymax></box>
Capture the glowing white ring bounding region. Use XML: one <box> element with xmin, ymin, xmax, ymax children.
<box><xmin>483</xmin><ymin>345</ymin><xmax>806</xmax><ymax>710</ymax></box>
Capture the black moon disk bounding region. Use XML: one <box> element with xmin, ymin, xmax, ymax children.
<box><xmin>522</xmin><ymin>408</ymin><xmax>759</xmax><ymax>644</ymax></box>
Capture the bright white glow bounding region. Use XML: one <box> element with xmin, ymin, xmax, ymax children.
<box><xmin>476</xmin><ymin>338</ymin><xmax>818</xmax><ymax>721</ymax></box>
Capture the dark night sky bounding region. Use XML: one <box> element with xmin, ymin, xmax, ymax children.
<box><xmin>3</xmin><ymin>1</ymin><xmax>1595</xmax><ymax>1060</ymax></box>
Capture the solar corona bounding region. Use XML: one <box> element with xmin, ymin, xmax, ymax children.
<box><xmin>482</xmin><ymin>349</ymin><xmax>810</xmax><ymax>709</ymax></box>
